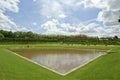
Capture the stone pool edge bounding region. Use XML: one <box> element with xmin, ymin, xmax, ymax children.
<box><xmin>5</xmin><ymin>49</ymin><xmax>65</xmax><ymax>76</ymax></box>
<box><xmin>6</xmin><ymin>49</ymin><xmax>107</xmax><ymax>76</ymax></box>
<box><xmin>62</xmin><ymin>52</ymin><xmax>107</xmax><ymax>75</ymax></box>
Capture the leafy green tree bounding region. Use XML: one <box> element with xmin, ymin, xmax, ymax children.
<box><xmin>0</xmin><ymin>33</ymin><xmax>4</xmax><ymax>38</ymax></box>
<box><xmin>113</xmin><ymin>35</ymin><xmax>119</xmax><ymax>39</ymax></box>
<box><xmin>0</xmin><ymin>30</ymin><xmax>119</xmax><ymax>45</ymax></box>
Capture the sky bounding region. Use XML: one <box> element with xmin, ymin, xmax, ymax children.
<box><xmin>0</xmin><ymin>0</ymin><xmax>120</xmax><ymax>37</ymax></box>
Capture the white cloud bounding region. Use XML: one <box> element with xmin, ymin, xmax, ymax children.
<box><xmin>0</xmin><ymin>12</ymin><xmax>28</xmax><ymax>32</ymax></box>
<box><xmin>58</xmin><ymin>14</ymin><xmax>67</xmax><ymax>19</ymax></box>
<box><xmin>41</xmin><ymin>19</ymin><xmax>58</xmax><ymax>29</ymax></box>
<box><xmin>98</xmin><ymin>10</ymin><xmax>120</xmax><ymax>26</ymax></box>
<box><xmin>41</xmin><ymin>18</ymin><xmax>120</xmax><ymax>37</ymax></box>
<box><xmin>83</xmin><ymin>0</ymin><xmax>120</xmax><ymax>37</ymax></box>
<box><xmin>39</xmin><ymin>0</ymin><xmax>120</xmax><ymax>37</ymax></box>
<box><xmin>83</xmin><ymin>0</ymin><xmax>120</xmax><ymax>26</ymax></box>
<box><xmin>41</xmin><ymin>19</ymin><xmax>98</xmax><ymax>35</ymax></box>
<box><xmin>0</xmin><ymin>0</ymin><xmax>19</xmax><ymax>31</ymax></box>
<box><xmin>0</xmin><ymin>0</ymin><xmax>119</xmax><ymax>37</ymax></box>
<box><xmin>41</xmin><ymin>19</ymin><xmax>61</xmax><ymax>34</ymax></box>
<box><xmin>84</xmin><ymin>0</ymin><xmax>107</xmax><ymax>9</ymax></box>
<box><xmin>83</xmin><ymin>0</ymin><xmax>120</xmax><ymax>11</ymax></box>
<box><xmin>0</xmin><ymin>0</ymin><xmax>28</xmax><ymax>31</ymax></box>
<box><xmin>0</xmin><ymin>0</ymin><xmax>20</xmax><ymax>12</ymax></box>
<box><xmin>0</xmin><ymin>12</ymin><xmax>16</xmax><ymax>30</ymax></box>
<box><xmin>39</xmin><ymin>0</ymin><xmax>65</xmax><ymax>19</ymax></box>
<box><xmin>37</xmin><ymin>0</ymin><xmax>83</xmax><ymax>19</ymax></box>
<box><xmin>33</xmin><ymin>0</ymin><xmax>37</xmax><ymax>2</ymax></box>
<box><xmin>32</xmin><ymin>22</ymin><xmax>37</xmax><ymax>26</ymax></box>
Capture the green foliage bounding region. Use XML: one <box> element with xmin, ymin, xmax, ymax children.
<box><xmin>0</xmin><ymin>33</ymin><xmax>4</xmax><ymax>38</ymax></box>
<box><xmin>0</xmin><ymin>30</ymin><xmax>120</xmax><ymax>45</ymax></box>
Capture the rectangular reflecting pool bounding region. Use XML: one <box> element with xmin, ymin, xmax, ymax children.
<box><xmin>10</xmin><ymin>48</ymin><xmax>105</xmax><ymax>75</ymax></box>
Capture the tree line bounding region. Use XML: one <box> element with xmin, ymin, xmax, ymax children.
<box><xmin>0</xmin><ymin>30</ymin><xmax>120</xmax><ymax>45</ymax></box>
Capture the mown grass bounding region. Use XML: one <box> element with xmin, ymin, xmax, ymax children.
<box><xmin>0</xmin><ymin>44</ymin><xmax>120</xmax><ymax>80</ymax></box>
<box><xmin>64</xmin><ymin>47</ymin><xmax>120</xmax><ymax>80</ymax></box>
<box><xmin>0</xmin><ymin>48</ymin><xmax>62</xmax><ymax>80</ymax></box>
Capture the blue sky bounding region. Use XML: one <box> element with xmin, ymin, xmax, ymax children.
<box><xmin>0</xmin><ymin>0</ymin><xmax>120</xmax><ymax>37</ymax></box>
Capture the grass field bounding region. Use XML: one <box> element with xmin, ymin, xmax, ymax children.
<box><xmin>0</xmin><ymin>43</ymin><xmax>120</xmax><ymax>80</ymax></box>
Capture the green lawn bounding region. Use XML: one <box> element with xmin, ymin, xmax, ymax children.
<box><xmin>0</xmin><ymin>44</ymin><xmax>120</xmax><ymax>80</ymax></box>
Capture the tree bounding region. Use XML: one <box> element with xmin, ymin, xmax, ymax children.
<box><xmin>113</xmin><ymin>35</ymin><xmax>119</xmax><ymax>39</ymax></box>
<box><xmin>119</xmin><ymin>17</ymin><xmax>120</xmax><ymax>23</ymax></box>
<box><xmin>0</xmin><ymin>33</ymin><xmax>4</xmax><ymax>38</ymax></box>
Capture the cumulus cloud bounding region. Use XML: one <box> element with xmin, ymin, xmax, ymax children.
<box><xmin>94</xmin><ymin>0</ymin><xmax>120</xmax><ymax>37</ymax></box>
<box><xmin>98</xmin><ymin>10</ymin><xmax>120</xmax><ymax>26</ymax></box>
<box><xmin>83</xmin><ymin>0</ymin><xmax>119</xmax><ymax>10</ymax></box>
<box><xmin>41</xmin><ymin>18</ymin><xmax>120</xmax><ymax>37</ymax></box>
<box><xmin>0</xmin><ymin>0</ymin><xmax>20</xmax><ymax>12</ymax></box>
<box><xmin>39</xmin><ymin>0</ymin><xmax>65</xmax><ymax>19</ymax></box>
<box><xmin>83</xmin><ymin>0</ymin><xmax>120</xmax><ymax>26</ymax></box>
<box><xmin>41</xmin><ymin>19</ymin><xmax>99</xmax><ymax>36</ymax></box>
<box><xmin>37</xmin><ymin>0</ymin><xmax>83</xmax><ymax>19</ymax></box>
<box><xmin>39</xmin><ymin>0</ymin><xmax>120</xmax><ymax>37</ymax></box>
<box><xmin>41</xmin><ymin>19</ymin><xmax>63</xmax><ymax>34</ymax></box>
<box><xmin>1</xmin><ymin>0</ymin><xmax>119</xmax><ymax>37</ymax></box>
<box><xmin>0</xmin><ymin>12</ymin><xmax>17</xmax><ymax>30</ymax></box>
<box><xmin>0</xmin><ymin>0</ymin><xmax>28</xmax><ymax>31</ymax></box>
